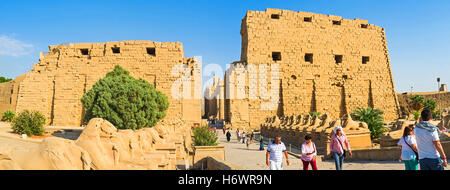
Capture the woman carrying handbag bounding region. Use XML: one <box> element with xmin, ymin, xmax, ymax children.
<box><xmin>329</xmin><ymin>126</ymin><xmax>352</xmax><ymax>170</ymax></box>
<box><xmin>397</xmin><ymin>126</ymin><xmax>419</xmax><ymax>170</ymax></box>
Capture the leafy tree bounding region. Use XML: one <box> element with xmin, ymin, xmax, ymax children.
<box><xmin>409</xmin><ymin>95</ymin><xmax>424</xmax><ymax>111</ymax></box>
<box><xmin>12</xmin><ymin>110</ymin><xmax>46</xmax><ymax>136</ymax></box>
<box><xmin>351</xmin><ymin>107</ymin><xmax>387</xmax><ymax>139</ymax></box>
<box><xmin>0</xmin><ymin>77</ymin><xmax>12</xmax><ymax>83</ymax></box>
<box><xmin>81</xmin><ymin>65</ymin><xmax>169</xmax><ymax>130</ymax></box>
<box><xmin>193</xmin><ymin>125</ymin><xmax>218</xmax><ymax>146</ymax></box>
<box><xmin>1</xmin><ymin>110</ymin><xmax>15</xmax><ymax>122</ymax></box>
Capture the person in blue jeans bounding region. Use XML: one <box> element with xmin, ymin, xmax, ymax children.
<box><xmin>414</xmin><ymin>109</ymin><xmax>447</xmax><ymax>170</ymax></box>
<box><xmin>329</xmin><ymin>126</ymin><xmax>352</xmax><ymax>170</ymax></box>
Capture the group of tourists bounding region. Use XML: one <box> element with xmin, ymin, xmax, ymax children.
<box><xmin>225</xmin><ymin>128</ymin><xmax>256</xmax><ymax>148</ymax></box>
<box><xmin>265</xmin><ymin>109</ymin><xmax>447</xmax><ymax>170</ymax></box>
<box><xmin>397</xmin><ymin>109</ymin><xmax>447</xmax><ymax>170</ymax></box>
<box><xmin>265</xmin><ymin>125</ymin><xmax>351</xmax><ymax>170</ymax></box>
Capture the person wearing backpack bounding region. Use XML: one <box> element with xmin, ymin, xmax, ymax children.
<box><xmin>329</xmin><ymin>126</ymin><xmax>352</xmax><ymax>170</ymax></box>
<box><xmin>301</xmin><ymin>134</ymin><xmax>318</xmax><ymax>170</ymax></box>
<box><xmin>397</xmin><ymin>126</ymin><xmax>419</xmax><ymax>170</ymax></box>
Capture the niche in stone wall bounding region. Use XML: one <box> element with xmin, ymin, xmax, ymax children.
<box><xmin>367</xmin><ymin>80</ymin><xmax>374</xmax><ymax>108</ymax></box>
<box><xmin>335</xmin><ymin>55</ymin><xmax>343</xmax><ymax>64</ymax></box>
<box><xmin>305</xmin><ymin>53</ymin><xmax>313</xmax><ymax>63</ymax></box>
<box><xmin>309</xmin><ymin>79</ymin><xmax>317</xmax><ymax>113</ymax></box>
<box><xmin>362</xmin><ymin>56</ymin><xmax>370</xmax><ymax>64</ymax></box>
<box><xmin>80</xmin><ymin>49</ymin><xmax>89</xmax><ymax>55</ymax></box>
<box><xmin>272</xmin><ymin>52</ymin><xmax>282</xmax><ymax>61</ymax></box>
<box><xmin>111</xmin><ymin>47</ymin><xmax>120</xmax><ymax>54</ymax></box>
<box><xmin>333</xmin><ymin>20</ymin><xmax>341</xmax><ymax>25</ymax></box>
<box><xmin>340</xmin><ymin>86</ymin><xmax>347</xmax><ymax>117</ymax></box>
<box><xmin>146</xmin><ymin>47</ymin><xmax>156</xmax><ymax>56</ymax></box>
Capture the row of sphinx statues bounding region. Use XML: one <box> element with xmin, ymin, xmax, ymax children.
<box><xmin>260</xmin><ymin>113</ymin><xmax>371</xmax><ymax>149</ymax></box>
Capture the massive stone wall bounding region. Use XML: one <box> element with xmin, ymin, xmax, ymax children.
<box><xmin>1</xmin><ymin>41</ymin><xmax>201</xmax><ymax>126</ymax></box>
<box><xmin>224</xmin><ymin>8</ymin><xmax>400</xmax><ymax>129</ymax></box>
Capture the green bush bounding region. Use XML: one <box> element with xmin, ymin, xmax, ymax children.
<box><xmin>423</xmin><ymin>99</ymin><xmax>437</xmax><ymax>112</ymax></box>
<box><xmin>0</xmin><ymin>77</ymin><xmax>12</xmax><ymax>83</ymax></box>
<box><xmin>412</xmin><ymin>110</ymin><xmax>421</xmax><ymax>120</ymax></box>
<box><xmin>309</xmin><ymin>111</ymin><xmax>321</xmax><ymax>118</ymax></box>
<box><xmin>409</xmin><ymin>95</ymin><xmax>424</xmax><ymax>111</ymax></box>
<box><xmin>81</xmin><ymin>65</ymin><xmax>169</xmax><ymax>130</ymax></box>
<box><xmin>12</xmin><ymin>110</ymin><xmax>46</xmax><ymax>136</ymax></box>
<box><xmin>351</xmin><ymin>107</ymin><xmax>387</xmax><ymax>139</ymax></box>
<box><xmin>1</xmin><ymin>110</ymin><xmax>15</xmax><ymax>122</ymax></box>
<box><xmin>432</xmin><ymin>110</ymin><xmax>441</xmax><ymax>119</ymax></box>
<box><xmin>193</xmin><ymin>125</ymin><xmax>218</xmax><ymax>146</ymax></box>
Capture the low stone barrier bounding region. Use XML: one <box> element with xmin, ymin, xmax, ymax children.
<box><xmin>191</xmin><ymin>157</ymin><xmax>242</xmax><ymax>170</ymax></box>
<box><xmin>193</xmin><ymin>145</ymin><xmax>225</xmax><ymax>164</ymax></box>
<box><xmin>343</xmin><ymin>141</ymin><xmax>450</xmax><ymax>161</ymax></box>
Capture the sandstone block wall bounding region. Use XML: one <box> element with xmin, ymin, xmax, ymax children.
<box><xmin>224</xmin><ymin>8</ymin><xmax>400</xmax><ymax>129</ymax></box>
<box><xmin>0</xmin><ymin>41</ymin><xmax>201</xmax><ymax>126</ymax></box>
<box><xmin>0</xmin><ymin>75</ymin><xmax>26</xmax><ymax>115</ymax></box>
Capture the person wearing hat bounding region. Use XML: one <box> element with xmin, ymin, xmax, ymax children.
<box><xmin>329</xmin><ymin>126</ymin><xmax>352</xmax><ymax>170</ymax></box>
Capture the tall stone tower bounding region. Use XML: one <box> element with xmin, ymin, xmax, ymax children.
<box><xmin>225</xmin><ymin>8</ymin><xmax>400</xmax><ymax>129</ymax></box>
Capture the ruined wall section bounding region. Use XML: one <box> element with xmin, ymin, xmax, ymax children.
<box><xmin>15</xmin><ymin>41</ymin><xmax>201</xmax><ymax>126</ymax></box>
<box><xmin>224</xmin><ymin>62</ymin><xmax>279</xmax><ymax>129</ymax></box>
<box><xmin>0</xmin><ymin>75</ymin><xmax>27</xmax><ymax>115</ymax></box>
<box><xmin>398</xmin><ymin>92</ymin><xmax>450</xmax><ymax>115</ymax></box>
<box><xmin>231</xmin><ymin>8</ymin><xmax>400</xmax><ymax>129</ymax></box>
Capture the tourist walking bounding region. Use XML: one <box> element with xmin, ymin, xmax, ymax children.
<box><xmin>226</xmin><ymin>130</ymin><xmax>232</xmax><ymax>142</ymax></box>
<box><xmin>301</xmin><ymin>135</ymin><xmax>318</xmax><ymax>170</ymax></box>
<box><xmin>222</xmin><ymin>125</ymin><xmax>226</xmax><ymax>134</ymax></box>
<box><xmin>236</xmin><ymin>129</ymin><xmax>241</xmax><ymax>142</ymax></box>
<box><xmin>266</xmin><ymin>137</ymin><xmax>290</xmax><ymax>170</ymax></box>
<box><xmin>259</xmin><ymin>136</ymin><xmax>265</xmax><ymax>151</ymax></box>
<box><xmin>250</xmin><ymin>130</ymin><xmax>255</xmax><ymax>143</ymax></box>
<box><xmin>329</xmin><ymin>126</ymin><xmax>352</xmax><ymax>170</ymax></box>
<box><xmin>242</xmin><ymin>132</ymin><xmax>246</xmax><ymax>144</ymax></box>
<box><xmin>414</xmin><ymin>109</ymin><xmax>447</xmax><ymax>170</ymax></box>
<box><xmin>397</xmin><ymin>126</ymin><xmax>419</xmax><ymax>170</ymax></box>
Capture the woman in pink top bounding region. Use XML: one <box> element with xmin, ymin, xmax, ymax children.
<box><xmin>329</xmin><ymin>126</ymin><xmax>352</xmax><ymax>170</ymax></box>
<box><xmin>301</xmin><ymin>134</ymin><xmax>318</xmax><ymax>170</ymax></box>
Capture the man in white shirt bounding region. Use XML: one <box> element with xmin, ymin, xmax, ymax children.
<box><xmin>414</xmin><ymin>109</ymin><xmax>447</xmax><ymax>170</ymax></box>
<box><xmin>266</xmin><ymin>136</ymin><xmax>290</xmax><ymax>170</ymax></box>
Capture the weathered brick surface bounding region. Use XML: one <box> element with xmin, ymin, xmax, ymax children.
<box><xmin>397</xmin><ymin>92</ymin><xmax>450</xmax><ymax>115</ymax></box>
<box><xmin>0</xmin><ymin>41</ymin><xmax>201</xmax><ymax>126</ymax></box>
<box><xmin>222</xmin><ymin>8</ymin><xmax>401</xmax><ymax>129</ymax></box>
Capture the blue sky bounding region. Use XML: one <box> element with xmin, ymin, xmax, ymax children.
<box><xmin>0</xmin><ymin>0</ymin><xmax>449</xmax><ymax>93</ymax></box>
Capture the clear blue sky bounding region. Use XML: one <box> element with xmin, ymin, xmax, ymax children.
<box><xmin>1</xmin><ymin>0</ymin><xmax>449</xmax><ymax>93</ymax></box>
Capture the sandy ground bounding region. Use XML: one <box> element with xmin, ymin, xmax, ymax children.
<box><xmin>218</xmin><ymin>131</ymin><xmax>406</xmax><ymax>170</ymax></box>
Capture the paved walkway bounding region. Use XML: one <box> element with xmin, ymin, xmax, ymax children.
<box><xmin>218</xmin><ymin>130</ymin><xmax>405</xmax><ymax>170</ymax></box>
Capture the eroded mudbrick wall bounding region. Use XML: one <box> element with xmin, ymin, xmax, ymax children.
<box><xmin>1</xmin><ymin>41</ymin><xmax>201</xmax><ymax>126</ymax></box>
<box><xmin>0</xmin><ymin>75</ymin><xmax>26</xmax><ymax>115</ymax></box>
<box><xmin>398</xmin><ymin>91</ymin><xmax>450</xmax><ymax>115</ymax></box>
<box><xmin>225</xmin><ymin>8</ymin><xmax>401</xmax><ymax>129</ymax></box>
